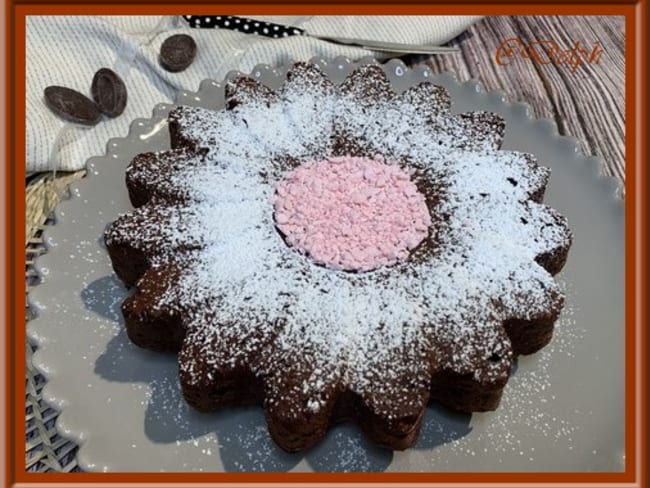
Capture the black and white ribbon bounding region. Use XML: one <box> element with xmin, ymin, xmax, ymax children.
<box><xmin>183</xmin><ymin>16</ymin><xmax>304</xmax><ymax>38</ymax></box>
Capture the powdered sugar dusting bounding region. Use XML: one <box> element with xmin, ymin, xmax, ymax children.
<box><xmin>422</xmin><ymin>294</ymin><xmax>585</xmax><ymax>467</ymax></box>
<box><xmin>106</xmin><ymin>63</ymin><xmax>572</xmax><ymax>420</ymax></box>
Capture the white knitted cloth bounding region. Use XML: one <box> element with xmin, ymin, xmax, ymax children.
<box><xmin>26</xmin><ymin>15</ymin><xmax>481</xmax><ymax>173</ymax></box>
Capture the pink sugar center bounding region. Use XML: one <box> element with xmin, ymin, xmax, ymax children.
<box><xmin>273</xmin><ymin>156</ymin><xmax>431</xmax><ymax>272</ymax></box>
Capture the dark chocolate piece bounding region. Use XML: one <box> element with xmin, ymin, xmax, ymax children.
<box><xmin>44</xmin><ymin>86</ymin><xmax>101</xmax><ymax>125</ymax></box>
<box><xmin>159</xmin><ymin>34</ymin><xmax>197</xmax><ymax>72</ymax></box>
<box><xmin>91</xmin><ymin>68</ymin><xmax>127</xmax><ymax>117</ymax></box>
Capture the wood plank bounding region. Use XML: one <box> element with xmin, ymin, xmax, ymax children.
<box><xmin>409</xmin><ymin>16</ymin><xmax>625</xmax><ymax>192</ymax></box>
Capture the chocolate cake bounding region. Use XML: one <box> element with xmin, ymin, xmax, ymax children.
<box><xmin>104</xmin><ymin>62</ymin><xmax>572</xmax><ymax>452</ymax></box>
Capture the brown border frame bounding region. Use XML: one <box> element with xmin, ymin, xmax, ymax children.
<box><xmin>4</xmin><ymin>3</ymin><xmax>647</xmax><ymax>487</ymax></box>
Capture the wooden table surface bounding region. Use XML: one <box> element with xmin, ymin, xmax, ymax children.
<box><xmin>26</xmin><ymin>14</ymin><xmax>626</xmax><ymax>472</ymax></box>
<box><xmin>416</xmin><ymin>15</ymin><xmax>625</xmax><ymax>190</ymax></box>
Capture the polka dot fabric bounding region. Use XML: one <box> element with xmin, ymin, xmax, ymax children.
<box><xmin>183</xmin><ymin>15</ymin><xmax>304</xmax><ymax>38</ymax></box>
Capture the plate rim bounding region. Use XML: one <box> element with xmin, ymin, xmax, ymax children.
<box><xmin>26</xmin><ymin>55</ymin><xmax>625</xmax><ymax>473</ymax></box>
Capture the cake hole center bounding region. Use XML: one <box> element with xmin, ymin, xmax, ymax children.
<box><xmin>273</xmin><ymin>156</ymin><xmax>431</xmax><ymax>272</ymax></box>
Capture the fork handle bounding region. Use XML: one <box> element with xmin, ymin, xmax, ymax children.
<box><xmin>182</xmin><ymin>15</ymin><xmax>305</xmax><ymax>38</ymax></box>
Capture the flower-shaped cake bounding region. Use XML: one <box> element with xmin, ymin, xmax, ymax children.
<box><xmin>105</xmin><ymin>62</ymin><xmax>572</xmax><ymax>452</ymax></box>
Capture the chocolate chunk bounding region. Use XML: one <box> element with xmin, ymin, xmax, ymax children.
<box><xmin>43</xmin><ymin>86</ymin><xmax>101</xmax><ymax>126</ymax></box>
<box><xmin>159</xmin><ymin>34</ymin><xmax>197</xmax><ymax>72</ymax></box>
<box><xmin>91</xmin><ymin>68</ymin><xmax>127</xmax><ymax>117</ymax></box>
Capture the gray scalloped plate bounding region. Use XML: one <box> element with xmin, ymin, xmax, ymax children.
<box><xmin>27</xmin><ymin>57</ymin><xmax>625</xmax><ymax>473</ymax></box>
